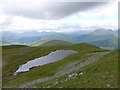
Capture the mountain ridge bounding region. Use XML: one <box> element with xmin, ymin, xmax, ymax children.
<box><xmin>32</xmin><ymin>40</ymin><xmax>73</xmax><ymax>46</ymax></box>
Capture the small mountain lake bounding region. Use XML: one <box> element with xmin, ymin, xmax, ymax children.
<box><xmin>14</xmin><ymin>50</ymin><xmax>78</xmax><ymax>75</ymax></box>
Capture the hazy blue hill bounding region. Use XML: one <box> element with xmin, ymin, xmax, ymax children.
<box><xmin>2</xmin><ymin>31</ymin><xmax>15</xmax><ymax>42</ymax></box>
<box><xmin>2</xmin><ymin>30</ymin><xmax>62</xmax><ymax>45</ymax></box>
<box><xmin>39</xmin><ymin>30</ymin><xmax>93</xmax><ymax>42</ymax></box>
<box><xmin>0</xmin><ymin>40</ymin><xmax>13</xmax><ymax>46</ymax></box>
<box><xmin>1</xmin><ymin>41</ymin><xmax>27</xmax><ymax>46</ymax></box>
<box><xmin>40</xmin><ymin>33</ymin><xmax>74</xmax><ymax>42</ymax></box>
<box><xmin>1</xmin><ymin>29</ymin><xmax>119</xmax><ymax>50</ymax></box>
<box><xmin>88</xmin><ymin>38</ymin><xmax>118</xmax><ymax>50</ymax></box>
<box><xmin>2</xmin><ymin>41</ymin><xmax>11</xmax><ymax>44</ymax></box>
<box><xmin>75</xmin><ymin>29</ymin><xmax>117</xmax><ymax>43</ymax></box>
<box><xmin>32</xmin><ymin>40</ymin><xmax>73</xmax><ymax>46</ymax></box>
<box><xmin>20</xmin><ymin>30</ymin><xmax>59</xmax><ymax>37</ymax></box>
<box><xmin>63</xmin><ymin>30</ymin><xmax>92</xmax><ymax>37</ymax></box>
<box><xmin>14</xmin><ymin>36</ymin><xmax>41</xmax><ymax>44</ymax></box>
<box><xmin>89</xmin><ymin>29</ymin><xmax>116</xmax><ymax>35</ymax></box>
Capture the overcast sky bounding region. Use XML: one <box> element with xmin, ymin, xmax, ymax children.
<box><xmin>0</xmin><ymin>0</ymin><xmax>118</xmax><ymax>32</ymax></box>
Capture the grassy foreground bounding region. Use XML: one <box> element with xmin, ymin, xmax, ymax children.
<box><xmin>30</xmin><ymin>50</ymin><xmax>118</xmax><ymax>88</ymax></box>
<box><xmin>2</xmin><ymin>43</ymin><xmax>118</xmax><ymax>88</ymax></box>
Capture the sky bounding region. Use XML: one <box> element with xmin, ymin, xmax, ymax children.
<box><xmin>0</xmin><ymin>0</ymin><xmax>118</xmax><ymax>32</ymax></box>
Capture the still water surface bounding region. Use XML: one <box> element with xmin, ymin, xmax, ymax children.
<box><xmin>14</xmin><ymin>50</ymin><xmax>78</xmax><ymax>75</ymax></box>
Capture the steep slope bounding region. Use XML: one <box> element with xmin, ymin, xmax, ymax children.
<box><xmin>32</xmin><ymin>40</ymin><xmax>73</xmax><ymax>46</ymax></box>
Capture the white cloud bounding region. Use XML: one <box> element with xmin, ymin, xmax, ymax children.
<box><xmin>76</xmin><ymin>1</ymin><xmax>118</xmax><ymax>19</ymax></box>
<box><xmin>1</xmin><ymin>1</ymin><xmax>106</xmax><ymax>20</ymax></box>
<box><xmin>0</xmin><ymin>0</ymin><xmax>118</xmax><ymax>31</ymax></box>
<box><xmin>2</xmin><ymin>17</ymin><xmax>117</xmax><ymax>32</ymax></box>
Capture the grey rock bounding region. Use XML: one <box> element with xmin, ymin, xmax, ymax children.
<box><xmin>106</xmin><ymin>84</ymin><xmax>110</xmax><ymax>87</ymax></box>
<box><xmin>45</xmin><ymin>82</ymin><xmax>53</xmax><ymax>86</ymax></box>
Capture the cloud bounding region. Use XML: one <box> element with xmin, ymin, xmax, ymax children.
<box><xmin>0</xmin><ymin>15</ymin><xmax>13</xmax><ymax>30</ymax></box>
<box><xmin>2</xmin><ymin>16</ymin><xmax>117</xmax><ymax>32</ymax></box>
<box><xmin>0</xmin><ymin>0</ymin><xmax>117</xmax><ymax>31</ymax></box>
<box><xmin>2</xmin><ymin>1</ymin><xmax>107</xmax><ymax>20</ymax></box>
<box><xmin>76</xmin><ymin>1</ymin><xmax>118</xmax><ymax>19</ymax></box>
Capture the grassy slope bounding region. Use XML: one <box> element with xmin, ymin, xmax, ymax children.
<box><xmin>88</xmin><ymin>38</ymin><xmax>118</xmax><ymax>50</ymax></box>
<box><xmin>2</xmin><ymin>43</ymin><xmax>117</xmax><ymax>88</ymax></box>
<box><xmin>31</xmin><ymin>50</ymin><xmax>118</xmax><ymax>88</ymax></box>
<box><xmin>0</xmin><ymin>46</ymin><xmax>2</xmax><ymax>89</ymax></box>
<box><xmin>2</xmin><ymin>43</ymin><xmax>107</xmax><ymax>87</ymax></box>
<box><xmin>31</xmin><ymin>40</ymin><xmax>73</xmax><ymax>46</ymax></box>
<box><xmin>75</xmin><ymin>30</ymin><xmax>116</xmax><ymax>43</ymax></box>
<box><xmin>74</xmin><ymin>29</ymin><xmax>118</xmax><ymax>50</ymax></box>
<box><xmin>0</xmin><ymin>66</ymin><xmax>2</xmax><ymax>89</ymax></box>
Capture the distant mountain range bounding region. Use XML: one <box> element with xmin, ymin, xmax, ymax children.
<box><xmin>73</xmin><ymin>29</ymin><xmax>118</xmax><ymax>50</ymax></box>
<box><xmin>32</xmin><ymin>40</ymin><xmax>73</xmax><ymax>46</ymax></box>
<box><xmin>1</xmin><ymin>29</ymin><xmax>119</xmax><ymax>50</ymax></box>
<box><xmin>74</xmin><ymin>29</ymin><xmax>118</xmax><ymax>43</ymax></box>
<box><xmin>1</xmin><ymin>30</ymin><xmax>87</xmax><ymax>45</ymax></box>
<box><xmin>88</xmin><ymin>38</ymin><xmax>118</xmax><ymax>50</ymax></box>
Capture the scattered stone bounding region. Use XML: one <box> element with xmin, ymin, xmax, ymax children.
<box><xmin>65</xmin><ymin>78</ymin><xmax>68</xmax><ymax>81</ymax></box>
<box><xmin>60</xmin><ymin>81</ymin><xmax>63</xmax><ymax>83</ymax></box>
<box><xmin>32</xmin><ymin>86</ymin><xmax>37</xmax><ymax>88</ymax></box>
<box><xmin>102</xmin><ymin>75</ymin><xmax>106</xmax><ymax>79</ymax></box>
<box><xmin>110</xmin><ymin>75</ymin><xmax>113</xmax><ymax>78</ymax></box>
<box><xmin>65</xmin><ymin>73</ymin><xmax>78</xmax><ymax>80</ymax></box>
<box><xmin>68</xmin><ymin>75</ymin><xmax>72</xmax><ymax>78</ymax></box>
<box><xmin>106</xmin><ymin>71</ymin><xmax>109</xmax><ymax>74</ymax></box>
<box><xmin>41</xmin><ymin>86</ymin><xmax>46</xmax><ymax>88</ymax></box>
<box><xmin>69</xmin><ymin>77</ymin><xmax>77</xmax><ymax>79</ymax></box>
<box><xmin>68</xmin><ymin>73</ymin><xmax>78</xmax><ymax>78</ymax></box>
<box><xmin>47</xmin><ymin>86</ymin><xmax>50</xmax><ymax>88</ymax></box>
<box><xmin>79</xmin><ymin>72</ymin><xmax>83</xmax><ymax>75</ymax></box>
<box><xmin>54</xmin><ymin>81</ymin><xmax>58</xmax><ymax>85</ymax></box>
<box><xmin>58</xmin><ymin>86</ymin><xmax>63</xmax><ymax>88</ymax></box>
<box><xmin>45</xmin><ymin>82</ymin><xmax>53</xmax><ymax>86</ymax></box>
<box><xmin>106</xmin><ymin>84</ymin><xmax>110</xmax><ymax>87</ymax></box>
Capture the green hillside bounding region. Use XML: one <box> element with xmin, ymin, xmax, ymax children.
<box><xmin>30</xmin><ymin>50</ymin><xmax>118</xmax><ymax>88</ymax></box>
<box><xmin>1</xmin><ymin>41</ymin><xmax>26</xmax><ymax>46</ymax></box>
<box><xmin>0</xmin><ymin>46</ymin><xmax>1</xmax><ymax>89</ymax></box>
<box><xmin>2</xmin><ymin>43</ymin><xmax>118</xmax><ymax>88</ymax></box>
<box><xmin>74</xmin><ymin>29</ymin><xmax>118</xmax><ymax>50</ymax></box>
<box><xmin>32</xmin><ymin>40</ymin><xmax>73</xmax><ymax>46</ymax></box>
<box><xmin>1</xmin><ymin>29</ymin><xmax>119</xmax><ymax>50</ymax></box>
<box><xmin>40</xmin><ymin>33</ymin><xmax>70</xmax><ymax>41</ymax></box>
<box><xmin>88</xmin><ymin>38</ymin><xmax>118</xmax><ymax>50</ymax></box>
<box><xmin>75</xmin><ymin>29</ymin><xmax>117</xmax><ymax>43</ymax></box>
